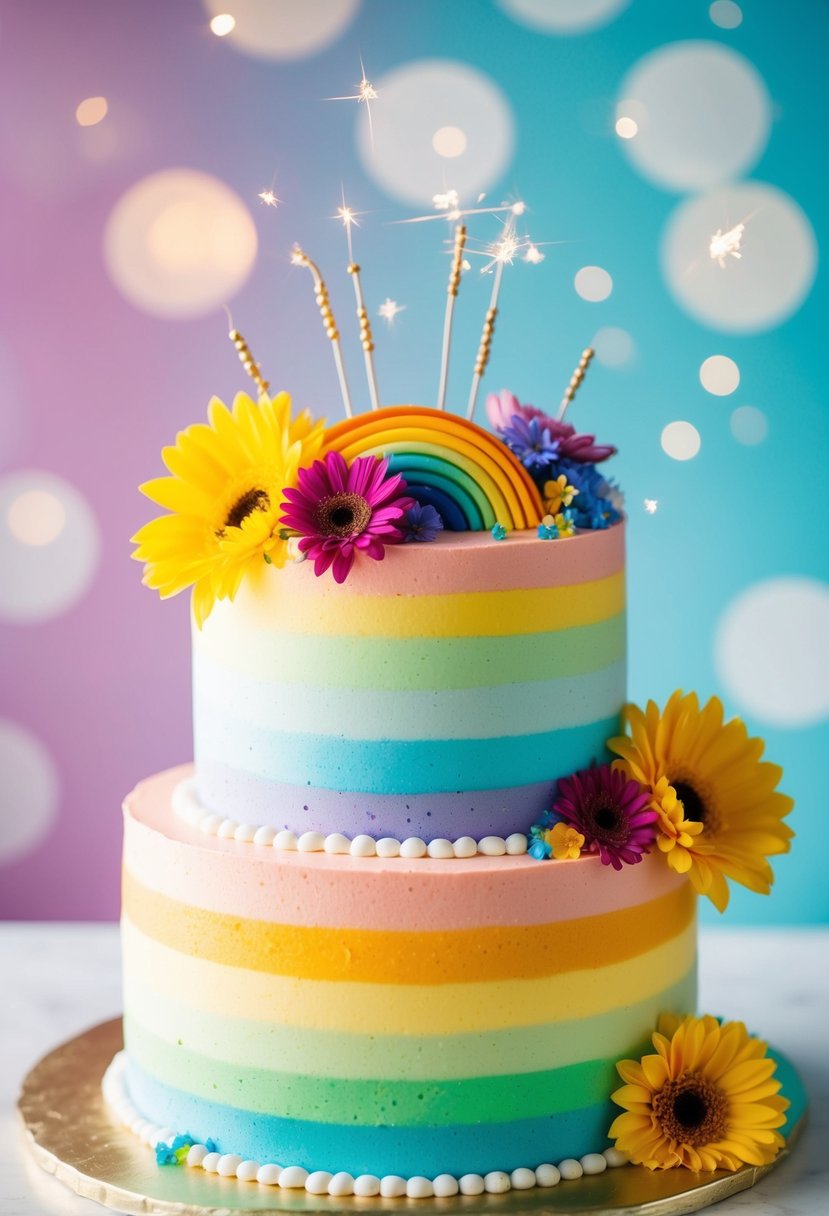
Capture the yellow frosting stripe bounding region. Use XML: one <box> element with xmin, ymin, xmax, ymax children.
<box><xmin>122</xmin><ymin>916</ymin><xmax>697</xmax><ymax>1034</ymax></box>
<box><xmin>221</xmin><ymin>571</ymin><xmax>625</xmax><ymax>639</ymax></box>
<box><xmin>123</xmin><ymin>869</ymin><xmax>694</xmax><ymax>985</ymax></box>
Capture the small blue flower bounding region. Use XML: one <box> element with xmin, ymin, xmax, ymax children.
<box><xmin>491</xmin><ymin>522</ymin><xmax>507</xmax><ymax>541</ymax></box>
<box><xmin>528</xmin><ymin>838</ymin><xmax>552</xmax><ymax>860</ymax></box>
<box><xmin>402</xmin><ymin>502</ymin><xmax>444</xmax><ymax>543</ymax></box>
<box><xmin>537</xmin><ymin>521</ymin><xmax>558</xmax><ymax>540</ymax></box>
<box><xmin>204</xmin><ymin>1139</ymin><xmax>218</xmax><ymax>1154</ymax></box>
<box><xmin>155</xmin><ymin>1144</ymin><xmax>178</xmax><ymax>1166</ymax></box>
<box><xmin>171</xmin><ymin>1135</ymin><xmax>194</xmax><ymax>1152</ymax></box>
<box><xmin>500</xmin><ymin>415</ymin><xmax>560</xmax><ymax>471</ymax></box>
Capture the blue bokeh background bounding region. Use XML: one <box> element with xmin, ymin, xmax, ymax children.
<box><xmin>1</xmin><ymin>0</ymin><xmax>826</xmax><ymax>922</ymax></box>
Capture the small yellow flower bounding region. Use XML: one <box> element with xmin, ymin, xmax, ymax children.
<box><xmin>547</xmin><ymin>822</ymin><xmax>585</xmax><ymax>860</ymax></box>
<box><xmin>554</xmin><ymin>510</ymin><xmax>576</xmax><ymax>538</ymax></box>
<box><xmin>610</xmin><ymin>1013</ymin><xmax>789</xmax><ymax>1172</ymax></box>
<box><xmin>543</xmin><ymin>474</ymin><xmax>578</xmax><ymax>515</ymax></box>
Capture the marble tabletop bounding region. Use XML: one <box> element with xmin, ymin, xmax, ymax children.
<box><xmin>1</xmin><ymin>923</ymin><xmax>826</xmax><ymax>1216</ymax></box>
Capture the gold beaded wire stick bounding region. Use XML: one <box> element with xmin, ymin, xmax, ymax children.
<box><xmin>291</xmin><ymin>245</ymin><xmax>353</xmax><ymax>418</ymax></box>
<box><xmin>466</xmin><ymin>220</ymin><xmax>519</xmax><ymax>421</ymax></box>
<box><xmin>557</xmin><ymin>347</ymin><xmax>595</xmax><ymax>420</ymax></box>
<box><xmin>338</xmin><ymin>204</ymin><xmax>380</xmax><ymax>411</ymax></box>
<box><xmin>224</xmin><ymin>308</ymin><xmax>270</xmax><ymax>398</ymax></box>
<box><xmin>436</xmin><ymin>223</ymin><xmax>467</xmax><ymax>410</ymax></box>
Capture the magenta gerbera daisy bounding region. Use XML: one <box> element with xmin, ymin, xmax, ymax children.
<box><xmin>279</xmin><ymin>451</ymin><xmax>413</xmax><ymax>584</ymax></box>
<box><xmin>554</xmin><ymin>764</ymin><xmax>658</xmax><ymax>870</ymax></box>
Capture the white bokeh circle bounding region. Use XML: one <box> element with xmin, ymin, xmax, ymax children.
<box><xmin>201</xmin><ymin>0</ymin><xmax>360</xmax><ymax>60</ymax></box>
<box><xmin>498</xmin><ymin>0</ymin><xmax>631</xmax><ymax>34</ymax></box>
<box><xmin>661</xmin><ymin>420</ymin><xmax>701</xmax><ymax>461</ymax></box>
<box><xmin>104</xmin><ymin>169</ymin><xmax>257</xmax><ymax>319</ymax></box>
<box><xmin>700</xmin><ymin>355</ymin><xmax>740</xmax><ymax>395</ymax></box>
<box><xmin>575</xmin><ymin>266</ymin><xmax>613</xmax><ymax>302</ymax></box>
<box><xmin>715</xmin><ymin>578</ymin><xmax>829</xmax><ymax>727</ymax></box>
<box><xmin>356</xmin><ymin>60</ymin><xmax>514</xmax><ymax>206</ymax></box>
<box><xmin>662</xmin><ymin>182</ymin><xmax>817</xmax><ymax>333</ymax></box>
<box><xmin>730</xmin><ymin>405</ymin><xmax>768</xmax><ymax>445</ymax></box>
<box><xmin>617</xmin><ymin>41</ymin><xmax>770</xmax><ymax>192</ymax></box>
<box><xmin>593</xmin><ymin>326</ymin><xmax>635</xmax><ymax>367</ymax></box>
<box><xmin>710</xmin><ymin>1</ymin><xmax>742</xmax><ymax>29</ymax></box>
<box><xmin>0</xmin><ymin>470</ymin><xmax>100</xmax><ymax>622</ymax></box>
<box><xmin>0</xmin><ymin>720</ymin><xmax>59</xmax><ymax>865</ymax></box>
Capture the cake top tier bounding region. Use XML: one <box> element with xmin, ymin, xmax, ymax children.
<box><xmin>132</xmin><ymin>393</ymin><xmax>620</xmax><ymax>625</ymax></box>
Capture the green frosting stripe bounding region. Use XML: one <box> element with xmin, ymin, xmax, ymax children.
<box><xmin>195</xmin><ymin>612</ymin><xmax>627</xmax><ymax>692</ymax></box>
<box><xmin>124</xmin><ymin>1019</ymin><xmax>642</xmax><ymax>1127</ymax></box>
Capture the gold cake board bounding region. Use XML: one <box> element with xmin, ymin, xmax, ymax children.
<box><xmin>18</xmin><ymin>1019</ymin><xmax>805</xmax><ymax>1216</ymax></box>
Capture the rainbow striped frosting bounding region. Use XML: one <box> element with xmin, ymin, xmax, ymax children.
<box><xmin>122</xmin><ymin>768</ymin><xmax>697</xmax><ymax>1178</ymax></box>
<box><xmin>193</xmin><ymin>522</ymin><xmax>626</xmax><ymax>841</ymax></box>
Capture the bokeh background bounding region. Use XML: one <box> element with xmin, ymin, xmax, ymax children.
<box><xmin>1</xmin><ymin>0</ymin><xmax>826</xmax><ymax>923</ymax></box>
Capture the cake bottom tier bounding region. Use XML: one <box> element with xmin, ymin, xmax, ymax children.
<box><xmin>120</xmin><ymin>767</ymin><xmax>697</xmax><ymax>1180</ymax></box>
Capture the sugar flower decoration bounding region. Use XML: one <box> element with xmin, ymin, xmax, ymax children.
<box><xmin>553</xmin><ymin>508</ymin><xmax>576</xmax><ymax>538</ymax></box>
<box><xmin>609</xmin><ymin>692</ymin><xmax>794</xmax><ymax>911</ymax></box>
<box><xmin>487</xmin><ymin>389</ymin><xmax>616</xmax><ymax>463</ymax></box>
<box><xmin>280</xmin><ymin>451</ymin><xmax>413</xmax><ymax>584</ymax></box>
<box><xmin>548</xmin><ymin>822</ymin><xmax>585</xmax><ymax>860</ymax></box>
<box><xmin>554</xmin><ymin>764</ymin><xmax>658</xmax><ymax>870</ymax></box>
<box><xmin>538</xmin><ymin>518</ymin><xmax>558</xmax><ymax>540</ymax></box>
<box><xmin>543</xmin><ymin>473</ymin><xmax>578</xmax><ymax>515</ymax></box>
<box><xmin>402</xmin><ymin>502</ymin><xmax>444</xmax><ymax>543</ymax></box>
<box><xmin>499</xmin><ymin>414</ymin><xmax>560</xmax><ymax>471</ymax></box>
<box><xmin>491</xmin><ymin>522</ymin><xmax>507</xmax><ymax>541</ymax></box>
<box><xmin>610</xmin><ymin>1013</ymin><xmax>789</xmax><ymax>1172</ymax></box>
<box><xmin>132</xmin><ymin>393</ymin><xmax>325</xmax><ymax>627</ymax></box>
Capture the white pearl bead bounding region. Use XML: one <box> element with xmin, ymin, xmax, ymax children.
<box><xmin>201</xmin><ymin>1152</ymin><xmax>221</xmax><ymax>1173</ymax></box>
<box><xmin>459</xmin><ymin>1173</ymin><xmax>485</xmax><ymax>1195</ymax></box>
<box><xmin>558</xmin><ymin>1157</ymin><xmax>583</xmax><ymax>1180</ymax></box>
<box><xmin>350</xmin><ymin>834</ymin><xmax>376</xmax><ymax>857</ymax></box>
<box><xmin>200</xmin><ymin>813</ymin><xmax>222</xmax><ymax>835</ymax></box>
<box><xmin>328</xmin><ymin>1171</ymin><xmax>355</xmax><ymax>1196</ymax></box>
<box><xmin>324</xmin><ymin>833</ymin><xmax>351</xmax><ymax>854</ymax></box>
<box><xmin>603</xmin><ymin>1147</ymin><xmax>629</xmax><ymax>1168</ymax></box>
<box><xmin>581</xmin><ymin>1153</ymin><xmax>607</xmax><ymax>1175</ymax></box>
<box><xmin>256</xmin><ymin>1163</ymin><xmax>282</xmax><ymax>1185</ymax></box>
<box><xmin>380</xmin><ymin>1175</ymin><xmax>407</xmax><ymax>1197</ymax></box>
<box><xmin>305</xmin><ymin>1171</ymin><xmax>333</xmax><ymax>1194</ymax></box>
<box><xmin>279</xmin><ymin>1166</ymin><xmax>308</xmax><ymax>1188</ymax></box>
<box><xmin>298</xmin><ymin>831</ymin><xmax>325</xmax><ymax>852</ymax></box>
<box><xmin>427</xmin><ymin>838</ymin><xmax>454</xmax><ymax>858</ymax></box>
<box><xmin>353</xmin><ymin>1174</ymin><xmax>381</xmax><ymax>1196</ymax></box>
<box><xmin>400</xmin><ymin>837</ymin><xmax>427</xmax><ymax>858</ymax></box>
<box><xmin>535</xmin><ymin>1163</ymin><xmax>560</xmax><ymax>1187</ymax></box>
<box><xmin>186</xmin><ymin>1144</ymin><xmax>208</xmax><ymax>1167</ymax></box>
<box><xmin>234</xmin><ymin>823</ymin><xmax>257</xmax><ymax>842</ymax></box>
<box><xmin>505</xmin><ymin>832</ymin><xmax>528</xmax><ymax>855</ymax></box>
<box><xmin>253</xmin><ymin>825</ymin><xmax>276</xmax><ymax>846</ymax></box>
<box><xmin>155</xmin><ymin>1128</ymin><xmax>174</xmax><ymax>1146</ymax></box>
<box><xmin>406</xmin><ymin>1176</ymin><xmax>434</xmax><ymax>1198</ymax></box>
<box><xmin>432</xmin><ymin>1174</ymin><xmax>459</xmax><ymax>1196</ymax></box>
<box><xmin>477</xmin><ymin>835</ymin><xmax>507</xmax><ymax>856</ymax></box>
<box><xmin>510</xmin><ymin>1167</ymin><xmax>536</xmax><ymax>1189</ymax></box>
<box><xmin>484</xmin><ymin>1171</ymin><xmax>511</xmax><ymax>1193</ymax></box>
<box><xmin>217</xmin><ymin>819</ymin><xmax>239</xmax><ymax>839</ymax></box>
<box><xmin>235</xmin><ymin>1159</ymin><xmax>260</xmax><ymax>1182</ymax></box>
<box><xmin>452</xmin><ymin>836</ymin><xmax>477</xmax><ymax>858</ymax></box>
<box><xmin>274</xmin><ymin>830</ymin><xmax>297</xmax><ymax>851</ymax></box>
<box><xmin>217</xmin><ymin>1154</ymin><xmax>243</xmax><ymax>1177</ymax></box>
<box><xmin>376</xmin><ymin>838</ymin><xmax>401</xmax><ymax>858</ymax></box>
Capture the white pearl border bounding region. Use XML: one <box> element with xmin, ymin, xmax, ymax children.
<box><xmin>103</xmin><ymin>1052</ymin><xmax>628</xmax><ymax>1199</ymax></box>
<box><xmin>173</xmin><ymin>778</ymin><xmax>529</xmax><ymax>860</ymax></box>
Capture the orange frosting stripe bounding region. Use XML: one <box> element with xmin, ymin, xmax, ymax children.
<box><xmin>122</xmin><ymin>868</ymin><xmax>695</xmax><ymax>985</ymax></box>
<box><xmin>323</xmin><ymin>406</ymin><xmax>545</xmax><ymax>528</ymax></box>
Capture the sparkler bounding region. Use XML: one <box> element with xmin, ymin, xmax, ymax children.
<box><xmin>329</xmin><ymin>58</ymin><xmax>378</xmax><ymax>147</ymax></box>
<box><xmin>258</xmin><ymin>189</ymin><xmax>279</xmax><ymax>207</ymax></box>
<box><xmin>466</xmin><ymin>219</ymin><xmax>519</xmax><ymax>421</ymax></box>
<box><xmin>644</xmin><ymin>499</ymin><xmax>659</xmax><ymax>514</ymax></box>
<box><xmin>436</xmin><ymin>223</ymin><xmax>467</xmax><ymax>410</ymax></box>
<box><xmin>710</xmin><ymin>223</ymin><xmax>745</xmax><ymax>268</ymax></box>
<box><xmin>378</xmin><ymin>298</ymin><xmax>405</xmax><ymax>324</ymax></box>
<box><xmin>557</xmin><ymin>348</ymin><xmax>595</xmax><ymax>421</ymax></box>
<box><xmin>337</xmin><ymin>201</ymin><xmax>380</xmax><ymax>410</ymax></box>
<box><xmin>291</xmin><ymin>245</ymin><xmax>353</xmax><ymax>418</ymax></box>
<box><xmin>396</xmin><ymin>195</ymin><xmax>528</xmax><ymax>227</ymax></box>
<box><xmin>224</xmin><ymin>309</ymin><xmax>269</xmax><ymax>399</ymax></box>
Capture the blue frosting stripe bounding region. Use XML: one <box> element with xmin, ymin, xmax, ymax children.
<box><xmin>405</xmin><ymin>483</ymin><xmax>469</xmax><ymax>530</ymax></box>
<box><xmin>194</xmin><ymin>714</ymin><xmax>621</xmax><ymax>795</ymax></box>
<box><xmin>125</xmin><ymin>1058</ymin><xmax>616</xmax><ymax>1177</ymax></box>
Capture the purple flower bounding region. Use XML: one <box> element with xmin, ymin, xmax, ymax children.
<box><xmin>500</xmin><ymin>414</ymin><xmax>561</xmax><ymax>471</ymax></box>
<box><xmin>280</xmin><ymin>452</ymin><xmax>413</xmax><ymax>584</ymax></box>
<box><xmin>486</xmin><ymin>389</ymin><xmax>616</xmax><ymax>463</ymax></box>
<box><xmin>553</xmin><ymin>764</ymin><xmax>658</xmax><ymax>870</ymax></box>
<box><xmin>402</xmin><ymin>502</ymin><xmax>444</xmax><ymax>543</ymax></box>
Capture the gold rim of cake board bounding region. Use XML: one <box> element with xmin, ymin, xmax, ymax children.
<box><xmin>18</xmin><ymin>1018</ymin><xmax>804</xmax><ymax>1216</ymax></box>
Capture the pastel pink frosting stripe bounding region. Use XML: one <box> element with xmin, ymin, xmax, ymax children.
<box><xmin>254</xmin><ymin>522</ymin><xmax>625</xmax><ymax>600</ymax></box>
<box><xmin>125</xmin><ymin>767</ymin><xmax>686</xmax><ymax>931</ymax></box>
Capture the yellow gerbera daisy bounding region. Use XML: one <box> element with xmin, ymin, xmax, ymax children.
<box><xmin>610</xmin><ymin>1013</ymin><xmax>789</xmax><ymax>1171</ymax></box>
<box><xmin>609</xmin><ymin>692</ymin><xmax>793</xmax><ymax>911</ymax></box>
<box><xmin>131</xmin><ymin>392</ymin><xmax>325</xmax><ymax>626</ymax></box>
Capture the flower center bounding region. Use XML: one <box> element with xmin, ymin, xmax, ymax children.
<box><xmin>586</xmin><ymin>794</ymin><xmax>628</xmax><ymax>845</ymax></box>
<box><xmin>653</xmin><ymin>1073</ymin><xmax>728</xmax><ymax>1147</ymax></box>
<box><xmin>313</xmin><ymin>492</ymin><xmax>372</xmax><ymax>539</ymax></box>
<box><xmin>223</xmin><ymin>487</ymin><xmax>269</xmax><ymax>531</ymax></box>
<box><xmin>673</xmin><ymin>780</ymin><xmax>713</xmax><ymax>829</ymax></box>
